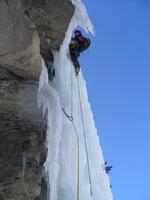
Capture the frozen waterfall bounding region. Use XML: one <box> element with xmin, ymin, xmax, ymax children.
<box><xmin>38</xmin><ymin>0</ymin><xmax>113</xmax><ymax>200</ymax></box>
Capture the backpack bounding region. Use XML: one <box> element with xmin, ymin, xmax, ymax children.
<box><xmin>79</xmin><ymin>38</ymin><xmax>91</xmax><ymax>52</ymax></box>
<box><xmin>83</xmin><ymin>38</ymin><xmax>91</xmax><ymax>48</ymax></box>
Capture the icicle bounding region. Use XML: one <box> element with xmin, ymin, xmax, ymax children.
<box><xmin>38</xmin><ymin>61</ymin><xmax>63</xmax><ymax>200</ymax></box>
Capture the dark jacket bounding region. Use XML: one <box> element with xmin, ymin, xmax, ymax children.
<box><xmin>74</xmin><ymin>34</ymin><xmax>91</xmax><ymax>53</ymax></box>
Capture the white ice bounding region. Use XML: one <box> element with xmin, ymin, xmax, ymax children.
<box><xmin>38</xmin><ymin>0</ymin><xmax>113</xmax><ymax>200</ymax></box>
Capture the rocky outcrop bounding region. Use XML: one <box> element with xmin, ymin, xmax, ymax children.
<box><xmin>0</xmin><ymin>67</ymin><xmax>46</xmax><ymax>200</ymax></box>
<box><xmin>0</xmin><ymin>0</ymin><xmax>74</xmax><ymax>80</ymax></box>
<box><xmin>0</xmin><ymin>0</ymin><xmax>74</xmax><ymax>199</ymax></box>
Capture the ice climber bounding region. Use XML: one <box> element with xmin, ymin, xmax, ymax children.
<box><xmin>69</xmin><ymin>30</ymin><xmax>91</xmax><ymax>76</ymax></box>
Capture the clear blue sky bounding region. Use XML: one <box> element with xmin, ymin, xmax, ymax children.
<box><xmin>80</xmin><ymin>0</ymin><xmax>150</xmax><ymax>199</ymax></box>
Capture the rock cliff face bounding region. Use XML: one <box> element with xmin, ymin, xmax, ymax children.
<box><xmin>0</xmin><ymin>0</ymin><xmax>74</xmax><ymax>199</ymax></box>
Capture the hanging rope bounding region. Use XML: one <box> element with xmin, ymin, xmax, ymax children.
<box><xmin>62</xmin><ymin>65</ymin><xmax>80</xmax><ymax>200</ymax></box>
<box><xmin>62</xmin><ymin>59</ymin><xmax>74</xmax><ymax>121</ymax></box>
<box><xmin>61</xmin><ymin>64</ymin><xmax>93</xmax><ymax>199</ymax></box>
<box><xmin>62</xmin><ymin>108</ymin><xmax>73</xmax><ymax>121</ymax></box>
<box><xmin>72</xmin><ymin>120</ymin><xmax>80</xmax><ymax>200</ymax></box>
<box><xmin>76</xmin><ymin>76</ymin><xmax>93</xmax><ymax>198</ymax></box>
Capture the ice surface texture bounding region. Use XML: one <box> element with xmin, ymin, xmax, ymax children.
<box><xmin>38</xmin><ymin>0</ymin><xmax>113</xmax><ymax>200</ymax></box>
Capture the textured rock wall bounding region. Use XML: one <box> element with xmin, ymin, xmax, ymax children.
<box><xmin>0</xmin><ymin>68</ymin><xmax>46</xmax><ymax>200</ymax></box>
<box><xmin>0</xmin><ymin>0</ymin><xmax>74</xmax><ymax>199</ymax></box>
<box><xmin>0</xmin><ymin>0</ymin><xmax>74</xmax><ymax>80</ymax></box>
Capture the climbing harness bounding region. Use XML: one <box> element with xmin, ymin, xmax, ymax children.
<box><xmin>62</xmin><ymin>65</ymin><xmax>93</xmax><ymax>199</ymax></box>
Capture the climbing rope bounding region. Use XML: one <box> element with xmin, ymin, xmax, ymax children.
<box><xmin>62</xmin><ymin>59</ymin><xmax>74</xmax><ymax>121</ymax></box>
<box><xmin>72</xmin><ymin>120</ymin><xmax>80</xmax><ymax>200</ymax></box>
<box><xmin>62</xmin><ymin>108</ymin><xmax>80</xmax><ymax>200</ymax></box>
<box><xmin>62</xmin><ymin>65</ymin><xmax>93</xmax><ymax>199</ymax></box>
<box><xmin>62</xmin><ymin>108</ymin><xmax>73</xmax><ymax>121</ymax></box>
<box><xmin>76</xmin><ymin>76</ymin><xmax>93</xmax><ymax>198</ymax></box>
<box><xmin>62</xmin><ymin>65</ymin><xmax>80</xmax><ymax>200</ymax></box>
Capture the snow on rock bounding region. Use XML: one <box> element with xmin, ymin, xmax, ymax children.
<box><xmin>38</xmin><ymin>0</ymin><xmax>113</xmax><ymax>200</ymax></box>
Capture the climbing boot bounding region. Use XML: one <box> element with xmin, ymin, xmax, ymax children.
<box><xmin>75</xmin><ymin>67</ymin><xmax>80</xmax><ymax>76</ymax></box>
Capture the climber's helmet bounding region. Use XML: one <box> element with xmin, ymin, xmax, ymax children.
<box><xmin>74</xmin><ymin>30</ymin><xmax>81</xmax><ymax>36</ymax></box>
